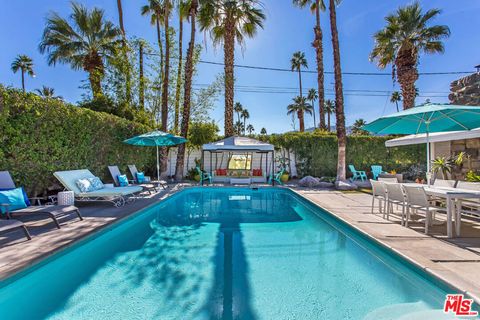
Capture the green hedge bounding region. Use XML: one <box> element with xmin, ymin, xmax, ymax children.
<box><xmin>264</xmin><ymin>132</ymin><xmax>425</xmax><ymax>178</ymax></box>
<box><xmin>0</xmin><ymin>87</ymin><xmax>155</xmax><ymax>196</ymax></box>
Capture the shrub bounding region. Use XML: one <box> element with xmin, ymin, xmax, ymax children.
<box><xmin>0</xmin><ymin>86</ymin><xmax>155</xmax><ymax>196</ymax></box>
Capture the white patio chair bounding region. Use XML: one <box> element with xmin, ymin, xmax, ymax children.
<box><xmin>378</xmin><ymin>177</ymin><xmax>398</xmax><ymax>183</ymax></box>
<box><xmin>385</xmin><ymin>183</ymin><xmax>408</xmax><ymax>225</ymax></box>
<box><xmin>370</xmin><ymin>180</ymin><xmax>387</xmax><ymax>216</ymax></box>
<box><xmin>433</xmin><ymin>179</ymin><xmax>456</xmax><ymax>188</ymax></box>
<box><xmin>402</xmin><ymin>185</ymin><xmax>445</xmax><ymax>234</ymax></box>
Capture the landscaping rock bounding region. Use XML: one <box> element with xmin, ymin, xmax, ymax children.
<box><xmin>335</xmin><ymin>180</ymin><xmax>358</xmax><ymax>190</ymax></box>
<box><xmin>353</xmin><ymin>180</ymin><xmax>371</xmax><ymax>188</ymax></box>
<box><xmin>299</xmin><ymin>176</ymin><xmax>321</xmax><ymax>187</ymax></box>
<box><xmin>317</xmin><ymin>182</ymin><xmax>335</xmax><ymax>188</ymax></box>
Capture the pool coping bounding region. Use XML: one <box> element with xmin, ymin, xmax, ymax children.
<box><xmin>289</xmin><ymin>188</ymin><xmax>480</xmax><ymax>305</ymax></box>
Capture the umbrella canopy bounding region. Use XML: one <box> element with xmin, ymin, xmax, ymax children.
<box><xmin>123</xmin><ymin>131</ymin><xmax>187</xmax><ymax>181</ymax></box>
<box><xmin>363</xmin><ymin>103</ymin><xmax>480</xmax><ymax>177</ymax></box>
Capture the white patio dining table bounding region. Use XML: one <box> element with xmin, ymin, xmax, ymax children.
<box><xmin>401</xmin><ymin>183</ymin><xmax>480</xmax><ymax>238</ymax></box>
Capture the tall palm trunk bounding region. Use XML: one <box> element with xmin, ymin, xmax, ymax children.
<box><xmin>314</xmin><ymin>1</ymin><xmax>326</xmax><ymax>130</ymax></box>
<box><xmin>175</xmin><ymin>0</ymin><xmax>198</xmax><ymax>181</ymax></box>
<box><xmin>174</xmin><ymin>17</ymin><xmax>183</xmax><ymax>134</ymax></box>
<box><xmin>243</xmin><ymin>117</ymin><xmax>246</xmax><ymax>135</ymax></box>
<box><xmin>327</xmin><ymin>112</ymin><xmax>331</xmax><ymax>131</ymax></box>
<box><xmin>155</xmin><ymin>18</ymin><xmax>164</xmax><ymax>81</ymax></box>
<box><xmin>311</xmin><ymin>98</ymin><xmax>316</xmax><ymax>129</ymax></box>
<box><xmin>297</xmin><ymin>69</ymin><xmax>305</xmax><ymax>132</ymax></box>
<box><xmin>139</xmin><ymin>42</ymin><xmax>145</xmax><ymax>109</ymax></box>
<box><xmin>396</xmin><ymin>47</ymin><xmax>418</xmax><ymax>109</ymax></box>
<box><xmin>329</xmin><ymin>0</ymin><xmax>346</xmax><ymax>181</ymax></box>
<box><xmin>117</xmin><ymin>0</ymin><xmax>132</xmax><ymax>104</ymax></box>
<box><xmin>224</xmin><ymin>16</ymin><xmax>235</xmax><ymax>137</ymax></box>
<box><xmin>160</xmin><ymin>2</ymin><xmax>170</xmax><ymax>174</ymax></box>
<box><xmin>21</xmin><ymin>71</ymin><xmax>25</xmax><ymax>93</ymax></box>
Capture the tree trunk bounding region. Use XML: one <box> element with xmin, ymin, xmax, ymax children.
<box><xmin>174</xmin><ymin>18</ymin><xmax>183</xmax><ymax>134</ymax></box>
<box><xmin>139</xmin><ymin>42</ymin><xmax>145</xmax><ymax>109</ymax></box>
<box><xmin>160</xmin><ymin>3</ymin><xmax>171</xmax><ymax>175</ymax></box>
<box><xmin>175</xmin><ymin>0</ymin><xmax>198</xmax><ymax>181</ymax></box>
<box><xmin>88</xmin><ymin>70</ymin><xmax>103</xmax><ymax>98</ymax></box>
<box><xmin>314</xmin><ymin>1</ymin><xmax>326</xmax><ymax>130</ymax></box>
<box><xmin>298</xmin><ymin>69</ymin><xmax>305</xmax><ymax>132</ymax></box>
<box><xmin>329</xmin><ymin>0</ymin><xmax>346</xmax><ymax>181</ymax></box>
<box><xmin>117</xmin><ymin>0</ymin><xmax>131</xmax><ymax>104</ymax></box>
<box><xmin>21</xmin><ymin>71</ymin><xmax>25</xmax><ymax>93</ymax></box>
<box><xmin>155</xmin><ymin>18</ymin><xmax>164</xmax><ymax>81</ymax></box>
<box><xmin>312</xmin><ymin>100</ymin><xmax>316</xmax><ymax>130</ymax></box>
<box><xmin>223</xmin><ymin>17</ymin><xmax>235</xmax><ymax>137</ymax></box>
<box><xmin>327</xmin><ymin>112</ymin><xmax>331</xmax><ymax>131</ymax></box>
<box><xmin>396</xmin><ymin>48</ymin><xmax>418</xmax><ymax>110</ymax></box>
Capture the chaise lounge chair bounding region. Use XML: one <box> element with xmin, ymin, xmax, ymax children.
<box><xmin>0</xmin><ymin>220</ymin><xmax>31</xmax><ymax>241</ymax></box>
<box><xmin>108</xmin><ymin>165</ymin><xmax>157</xmax><ymax>195</ymax></box>
<box><xmin>128</xmin><ymin>165</ymin><xmax>168</xmax><ymax>190</ymax></box>
<box><xmin>0</xmin><ymin>171</ymin><xmax>83</xmax><ymax>229</ymax></box>
<box><xmin>54</xmin><ymin>169</ymin><xmax>143</xmax><ymax>207</ymax></box>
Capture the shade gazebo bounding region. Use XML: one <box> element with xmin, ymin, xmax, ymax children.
<box><xmin>201</xmin><ymin>136</ymin><xmax>275</xmax><ymax>185</ymax></box>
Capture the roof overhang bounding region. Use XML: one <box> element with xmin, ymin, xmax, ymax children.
<box><xmin>385</xmin><ymin>128</ymin><xmax>480</xmax><ymax>147</ymax></box>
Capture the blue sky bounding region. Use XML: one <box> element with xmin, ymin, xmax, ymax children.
<box><xmin>1</xmin><ymin>0</ymin><xmax>479</xmax><ymax>134</ymax></box>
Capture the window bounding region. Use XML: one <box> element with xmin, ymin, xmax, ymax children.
<box><xmin>228</xmin><ymin>154</ymin><xmax>252</xmax><ymax>170</ymax></box>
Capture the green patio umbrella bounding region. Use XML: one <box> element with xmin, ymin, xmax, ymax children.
<box><xmin>123</xmin><ymin>131</ymin><xmax>187</xmax><ymax>182</ymax></box>
<box><xmin>363</xmin><ymin>103</ymin><xmax>480</xmax><ymax>177</ymax></box>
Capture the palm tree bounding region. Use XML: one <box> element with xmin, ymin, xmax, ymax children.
<box><xmin>390</xmin><ymin>91</ymin><xmax>402</xmax><ymax>112</ymax></box>
<box><xmin>141</xmin><ymin>0</ymin><xmax>165</xmax><ymax>79</ymax></box>
<box><xmin>260</xmin><ymin>127</ymin><xmax>267</xmax><ymax>135</ymax></box>
<box><xmin>307</xmin><ymin>88</ymin><xmax>318</xmax><ymax>128</ymax></box>
<box><xmin>241</xmin><ymin>109</ymin><xmax>250</xmax><ymax>135</ymax></box>
<box><xmin>35</xmin><ymin>86</ymin><xmax>62</xmax><ymax>99</ymax></box>
<box><xmin>370</xmin><ymin>2</ymin><xmax>450</xmax><ymax>109</ymax></box>
<box><xmin>234</xmin><ymin>102</ymin><xmax>244</xmax><ymax>123</ymax></box>
<box><xmin>329</xmin><ymin>0</ymin><xmax>346</xmax><ymax>181</ymax></box>
<box><xmin>291</xmin><ymin>51</ymin><xmax>308</xmax><ymax>132</ymax></box>
<box><xmin>175</xmin><ymin>0</ymin><xmax>199</xmax><ymax>181</ymax></box>
<box><xmin>293</xmin><ymin>0</ymin><xmax>326</xmax><ymax>130</ymax></box>
<box><xmin>199</xmin><ymin>0</ymin><xmax>265</xmax><ymax>137</ymax></box>
<box><xmin>246</xmin><ymin>124</ymin><xmax>255</xmax><ymax>135</ymax></box>
<box><xmin>116</xmin><ymin>0</ymin><xmax>132</xmax><ymax>104</ymax></box>
<box><xmin>160</xmin><ymin>0</ymin><xmax>172</xmax><ymax>132</ymax></box>
<box><xmin>351</xmin><ymin>119</ymin><xmax>369</xmax><ymax>136</ymax></box>
<box><xmin>174</xmin><ymin>1</ymin><xmax>190</xmax><ymax>134</ymax></box>
<box><xmin>39</xmin><ymin>3</ymin><xmax>121</xmax><ymax>98</ymax></box>
<box><xmin>11</xmin><ymin>55</ymin><xmax>35</xmax><ymax>93</ymax></box>
<box><xmin>234</xmin><ymin>121</ymin><xmax>244</xmax><ymax>136</ymax></box>
<box><xmin>324</xmin><ymin>99</ymin><xmax>335</xmax><ymax>131</ymax></box>
<box><xmin>287</xmin><ymin>96</ymin><xmax>313</xmax><ymax>132</ymax></box>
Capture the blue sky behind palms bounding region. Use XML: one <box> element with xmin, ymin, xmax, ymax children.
<box><xmin>1</xmin><ymin>0</ymin><xmax>479</xmax><ymax>134</ymax></box>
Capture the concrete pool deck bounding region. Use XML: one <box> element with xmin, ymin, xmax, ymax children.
<box><xmin>1</xmin><ymin>185</ymin><xmax>480</xmax><ymax>304</ymax></box>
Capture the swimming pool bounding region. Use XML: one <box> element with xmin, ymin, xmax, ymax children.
<box><xmin>0</xmin><ymin>187</ymin><xmax>456</xmax><ymax>319</ymax></box>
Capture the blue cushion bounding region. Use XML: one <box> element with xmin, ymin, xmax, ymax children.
<box><xmin>0</xmin><ymin>187</ymin><xmax>30</xmax><ymax>207</ymax></box>
<box><xmin>0</xmin><ymin>188</ymin><xmax>28</xmax><ymax>214</ymax></box>
<box><xmin>88</xmin><ymin>177</ymin><xmax>104</xmax><ymax>190</ymax></box>
<box><xmin>76</xmin><ymin>178</ymin><xmax>93</xmax><ymax>193</ymax></box>
<box><xmin>136</xmin><ymin>172</ymin><xmax>145</xmax><ymax>183</ymax></box>
<box><xmin>117</xmin><ymin>175</ymin><xmax>129</xmax><ymax>187</ymax></box>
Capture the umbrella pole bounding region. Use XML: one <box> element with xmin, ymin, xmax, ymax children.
<box><xmin>426</xmin><ymin>131</ymin><xmax>431</xmax><ymax>185</ymax></box>
<box><xmin>156</xmin><ymin>145</ymin><xmax>160</xmax><ymax>182</ymax></box>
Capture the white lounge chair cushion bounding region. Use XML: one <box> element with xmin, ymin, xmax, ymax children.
<box><xmin>77</xmin><ymin>186</ymin><xmax>143</xmax><ymax>197</ymax></box>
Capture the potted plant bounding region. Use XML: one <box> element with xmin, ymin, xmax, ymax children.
<box><xmin>281</xmin><ymin>170</ymin><xmax>290</xmax><ymax>183</ymax></box>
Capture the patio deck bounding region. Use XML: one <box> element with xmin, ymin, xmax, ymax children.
<box><xmin>294</xmin><ymin>188</ymin><xmax>480</xmax><ymax>303</ymax></box>
<box><xmin>1</xmin><ymin>184</ymin><xmax>480</xmax><ymax>304</ymax></box>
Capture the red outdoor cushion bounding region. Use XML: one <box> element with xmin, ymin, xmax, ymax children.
<box><xmin>253</xmin><ymin>169</ymin><xmax>263</xmax><ymax>176</ymax></box>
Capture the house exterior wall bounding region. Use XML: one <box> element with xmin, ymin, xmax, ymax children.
<box><xmin>432</xmin><ymin>138</ymin><xmax>480</xmax><ymax>179</ymax></box>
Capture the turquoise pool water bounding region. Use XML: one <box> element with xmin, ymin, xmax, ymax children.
<box><xmin>0</xmin><ymin>187</ymin><xmax>456</xmax><ymax>319</ymax></box>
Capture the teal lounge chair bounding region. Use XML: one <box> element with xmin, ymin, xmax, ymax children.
<box><xmin>268</xmin><ymin>168</ymin><xmax>285</xmax><ymax>185</ymax></box>
<box><xmin>348</xmin><ymin>165</ymin><xmax>367</xmax><ymax>182</ymax></box>
<box><xmin>371</xmin><ymin>165</ymin><xmax>386</xmax><ymax>180</ymax></box>
<box><xmin>196</xmin><ymin>167</ymin><xmax>212</xmax><ymax>185</ymax></box>
<box><xmin>54</xmin><ymin>169</ymin><xmax>143</xmax><ymax>207</ymax></box>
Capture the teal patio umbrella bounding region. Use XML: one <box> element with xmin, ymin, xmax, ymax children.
<box><xmin>363</xmin><ymin>103</ymin><xmax>480</xmax><ymax>175</ymax></box>
<box><xmin>124</xmin><ymin>131</ymin><xmax>187</xmax><ymax>181</ymax></box>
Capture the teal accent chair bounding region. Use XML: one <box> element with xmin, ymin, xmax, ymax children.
<box><xmin>348</xmin><ymin>165</ymin><xmax>367</xmax><ymax>182</ymax></box>
<box><xmin>371</xmin><ymin>165</ymin><xmax>386</xmax><ymax>180</ymax></box>
<box><xmin>268</xmin><ymin>168</ymin><xmax>285</xmax><ymax>185</ymax></box>
<box><xmin>196</xmin><ymin>167</ymin><xmax>212</xmax><ymax>185</ymax></box>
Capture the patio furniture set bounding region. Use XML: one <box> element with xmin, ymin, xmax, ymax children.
<box><xmin>370</xmin><ymin>177</ymin><xmax>480</xmax><ymax>238</ymax></box>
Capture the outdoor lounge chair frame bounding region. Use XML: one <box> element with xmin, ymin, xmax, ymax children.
<box><xmin>108</xmin><ymin>165</ymin><xmax>157</xmax><ymax>195</ymax></box>
<box><xmin>0</xmin><ymin>220</ymin><xmax>31</xmax><ymax>241</ymax></box>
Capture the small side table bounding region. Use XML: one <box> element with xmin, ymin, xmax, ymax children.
<box><xmin>57</xmin><ymin>191</ymin><xmax>75</xmax><ymax>206</ymax></box>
